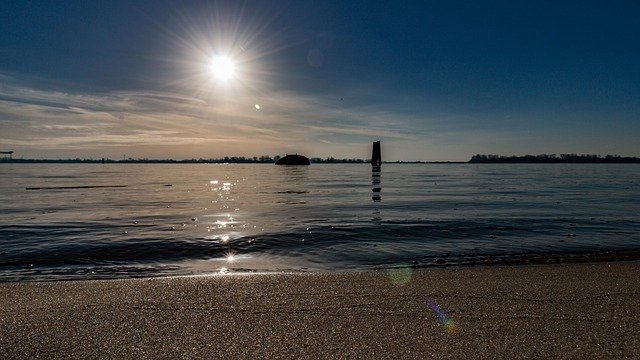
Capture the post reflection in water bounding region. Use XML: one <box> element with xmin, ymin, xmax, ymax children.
<box><xmin>371</xmin><ymin>165</ymin><xmax>382</xmax><ymax>222</ymax></box>
<box><xmin>371</xmin><ymin>140</ymin><xmax>382</xmax><ymax>222</ymax></box>
<box><xmin>372</xmin><ymin>165</ymin><xmax>381</xmax><ymax>202</ymax></box>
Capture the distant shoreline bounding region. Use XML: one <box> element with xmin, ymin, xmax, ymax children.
<box><xmin>470</xmin><ymin>154</ymin><xmax>640</xmax><ymax>163</ymax></box>
<box><xmin>1</xmin><ymin>159</ymin><xmax>639</xmax><ymax>164</ymax></box>
<box><xmin>0</xmin><ymin>159</ymin><xmax>469</xmax><ymax>164</ymax></box>
<box><xmin>1</xmin><ymin>153</ymin><xmax>639</xmax><ymax>164</ymax></box>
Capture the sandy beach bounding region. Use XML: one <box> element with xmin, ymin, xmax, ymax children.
<box><xmin>1</xmin><ymin>261</ymin><xmax>639</xmax><ymax>359</ymax></box>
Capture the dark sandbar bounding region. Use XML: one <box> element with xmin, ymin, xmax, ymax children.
<box><xmin>25</xmin><ymin>185</ymin><xmax>127</xmax><ymax>190</ymax></box>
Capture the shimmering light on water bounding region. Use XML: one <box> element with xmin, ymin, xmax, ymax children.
<box><xmin>0</xmin><ymin>163</ymin><xmax>639</xmax><ymax>281</ymax></box>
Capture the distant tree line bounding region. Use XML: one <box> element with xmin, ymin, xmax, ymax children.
<box><xmin>6</xmin><ymin>153</ymin><xmax>637</xmax><ymax>164</ymax></box>
<box><xmin>0</xmin><ymin>155</ymin><xmax>368</xmax><ymax>164</ymax></box>
<box><xmin>469</xmin><ymin>154</ymin><xmax>640</xmax><ymax>163</ymax></box>
<box><xmin>309</xmin><ymin>157</ymin><xmax>366</xmax><ymax>163</ymax></box>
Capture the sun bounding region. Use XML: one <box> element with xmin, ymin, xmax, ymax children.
<box><xmin>210</xmin><ymin>55</ymin><xmax>236</xmax><ymax>82</ymax></box>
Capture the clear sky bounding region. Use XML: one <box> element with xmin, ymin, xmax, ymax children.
<box><xmin>1</xmin><ymin>0</ymin><xmax>639</xmax><ymax>161</ymax></box>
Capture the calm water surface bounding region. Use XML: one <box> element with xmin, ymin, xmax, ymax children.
<box><xmin>1</xmin><ymin>163</ymin><xmax>639</xmax><ymax>281</ymax></box>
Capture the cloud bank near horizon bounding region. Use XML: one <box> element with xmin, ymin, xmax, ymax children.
<box><xmin>2</xmin><ymin>71</ymin><xmax>638</xmax><ymax>161</ymax></box>
<box><xmin>0</xmin><ymin>73</ymin><xmax>441</xmax><ymax>160</ymax></box>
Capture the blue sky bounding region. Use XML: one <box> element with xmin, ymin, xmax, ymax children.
<box><xmin>1</xmin><ymin>0</ymin><xmax>638</xmax><ymax>161</ymax></box>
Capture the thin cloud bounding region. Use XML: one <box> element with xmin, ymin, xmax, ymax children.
<box><xmin>1</xmin><ymin>74</ymin><xmax>444</xmax><ymax>158</ymax></box>
<box><xmin>4</xmin><ymin>70</ymin><xmax>548</xmax><ymax>161</ymax></box>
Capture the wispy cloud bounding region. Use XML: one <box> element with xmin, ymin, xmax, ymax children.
<box><xmin>0</xmin><ymin>72</ymin><xmax>451</xmax><ymax>159</ymax></box>
<box><xmin>8</xmin><ymin>70</ymin><xmax>629</xmax><ymax>161</ymax></box>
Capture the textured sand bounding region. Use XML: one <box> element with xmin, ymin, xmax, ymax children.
<box><xmin>1</xmin><ymin>262</ymin><xmax>639</xmax><ymax>359</ymax></box>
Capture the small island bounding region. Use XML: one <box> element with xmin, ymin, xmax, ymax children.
<box><xmin>274</xmin><ymin>154</ymin><xmax>310</xmax><ymax>165</ymax></box>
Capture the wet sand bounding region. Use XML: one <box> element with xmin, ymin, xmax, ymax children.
<box><xmin>2</xmin><ymin>262</ymin><xmax>639</xmax><ymax>359</ymax></box>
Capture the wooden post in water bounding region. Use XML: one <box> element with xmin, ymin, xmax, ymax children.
<box><xmin>371</xmin><ymin>141</ymin><xmax>381</xmax><ymax>166</ymax></box>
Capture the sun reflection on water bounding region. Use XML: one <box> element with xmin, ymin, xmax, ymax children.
<box><xmin>197</xmin><ymin>175</ymin><xmax>257</xmax><ymax>276</ymax></box>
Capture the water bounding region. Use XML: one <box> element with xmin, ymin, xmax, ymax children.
<box><xmin>1</xmin><ymin>163</ymin><xmax>639</xmax><ymax>281</ymax></box>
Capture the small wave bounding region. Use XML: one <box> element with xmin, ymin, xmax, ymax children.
<box><xmin>1</xmin><ymin>218</ymin><xmax>639</xmax><ymax>281</ymax></box>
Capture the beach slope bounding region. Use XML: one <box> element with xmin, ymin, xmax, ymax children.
<box><xmin>1</xmin><ymin>262</ymin><xmax>639</xmax><ymax>358</ymax></box>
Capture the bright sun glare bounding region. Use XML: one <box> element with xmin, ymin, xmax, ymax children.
<box><xmin>210</xmin><ymin>55</ymin><xmax>236</xmax><ymax>81</ymax></box>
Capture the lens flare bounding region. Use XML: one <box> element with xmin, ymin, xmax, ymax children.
<box><xmin>427</xmin><ymin>298</ymin><xmax>458</xmax><ymax>334</ymax></box>
<box><xmin>388</xmin><ymin>267</ymin><xmax>412</xmax><ymax>286</ymax></box>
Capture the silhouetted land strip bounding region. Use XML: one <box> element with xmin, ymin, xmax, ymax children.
<box><xmin>0</xmin><ymin>156</ymin><xmax>368</xmax><ymax>164</ymax></box>
<box><xmin>470</xmin><ymin>154</ymin><xmax>640</xmax><ymax>163</ymax></box>
<box><xmin>2</xmin><ymin>154</ymin><xmax>638</xmax><ymax>164</ymax></box>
